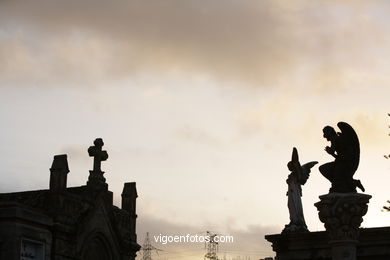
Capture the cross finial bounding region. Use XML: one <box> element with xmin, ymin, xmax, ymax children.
<box><xmin>87</xmin><ymin>138</ymin><xmax>108</xmax><ymax>188</ymax></box>
<box><xmin>88</xmin><ymin>138</ymin><xmax>108</xmax><ymax>173</ymax></box>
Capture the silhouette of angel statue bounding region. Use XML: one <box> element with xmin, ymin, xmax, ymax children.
<box><xmin>319</xmin><ymin>122</ymin><xmax>365</xmax><ymax>193</ymax></box>
<box><xmin>283</xmin><ymin>147</ymin><xmax>318</xmax><ymax>233</ymax></box>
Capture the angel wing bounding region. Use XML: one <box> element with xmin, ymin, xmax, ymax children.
<box><xmin>290</xmin><ymin>147</ymin><xmax>317</xmax><ymax>185</ymax></box>
<box><xmin>337</xmin><ymin>121</ymin><xmax>360</xmax><ymax>172</ymax></box>
<box><xmin>300</xmin><ymin>161</ymin><xmax>318</xmax><ymax>185</ymax></box>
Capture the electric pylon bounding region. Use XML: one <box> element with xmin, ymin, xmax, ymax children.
<box><xmin>204</xmin><ymin>231</ymin><xmax>219</xmax><ymax>260</ymax></box>
<box><xmin>141</xmin><ymin>232</ymin><xmax>162</xmax><ymax>260</ymax></box>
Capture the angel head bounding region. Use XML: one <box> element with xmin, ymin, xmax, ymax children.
<box><xmin>287</xmin><ymin>161</ymin><xmax>295</xmax><ymax>172</ymax></box>
<box><xmin>323</xmin><ymin>126</ymin><xmax>337</xmax><ymax>141</ymax></box>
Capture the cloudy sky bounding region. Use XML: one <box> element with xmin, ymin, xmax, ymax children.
<box><xmin>1</xmin><ymin>0</ymin><xmax>390</xmax><ymax>259</ymax></box>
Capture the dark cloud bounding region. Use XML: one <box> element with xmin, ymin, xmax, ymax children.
<box><xmin>0</xmin><ymin>0</ymin><xmax>292</xmax><ymax>85</ymax></box>
<box><xmin>0</xmin><ymin>0</ymin><xmax>389</xmax><ymax>88</ymax></box>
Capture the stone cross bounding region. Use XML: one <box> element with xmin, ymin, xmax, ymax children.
<box><xmin>88</xmin><ymin>138</ymin><xmax>108</xmax><ymax>173</ymax></box>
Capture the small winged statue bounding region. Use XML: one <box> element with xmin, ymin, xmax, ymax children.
<box><xmin>319</xmin><ymin>122</ymin><xmax>365</xmax><ymax>193</ymax></box>
<box><xmin>283</xmin><ymin>147</ymin><xmax>318</xmax><ymax>233</ymax></box>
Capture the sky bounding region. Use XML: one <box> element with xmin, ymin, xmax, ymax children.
<box><xmin>1</xmin><ymin>0</ymin><xmax>390</xmax><ymax>259</ymax></box>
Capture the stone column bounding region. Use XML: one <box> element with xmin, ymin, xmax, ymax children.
<box><xmin>315</xmin><ymin>193</ymin><xmax>371</xmax><ymax>260</ymax></box>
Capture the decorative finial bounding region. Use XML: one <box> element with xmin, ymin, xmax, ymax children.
<box><xmin>87</xmin><ymin>138</ymin><xmax>108</xmax><ymax>187</ymax></box>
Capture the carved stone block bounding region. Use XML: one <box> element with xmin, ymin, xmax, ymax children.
<box><xmin>315</xmin><ymin>193</ymin><xmax>371</xmax><ymax>260</ymax></box>
<box><xmin>315</xmin><ymin>193</ymin><xmax>371</xmax><ymax>242</ymax></box>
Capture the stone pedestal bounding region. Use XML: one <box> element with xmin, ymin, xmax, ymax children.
<box><xmin>87</xmin><ymin>170</ymin><xmax>107</xmax><ymax>185</ymax></box>
<box><xmin>315</xmin><ymin>193</ymin><xmax>371</xmax><ymax>260</ymax></box>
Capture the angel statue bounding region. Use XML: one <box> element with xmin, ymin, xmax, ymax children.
<box><xmin>319</xmin><ymin>122</ymin><xmax>365</xmax><ymax>193</ymax></box>
<box><xmin>283</xmin><ymin>147</ymin><xmax>318</xmax><ymax>233</ymax></box>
